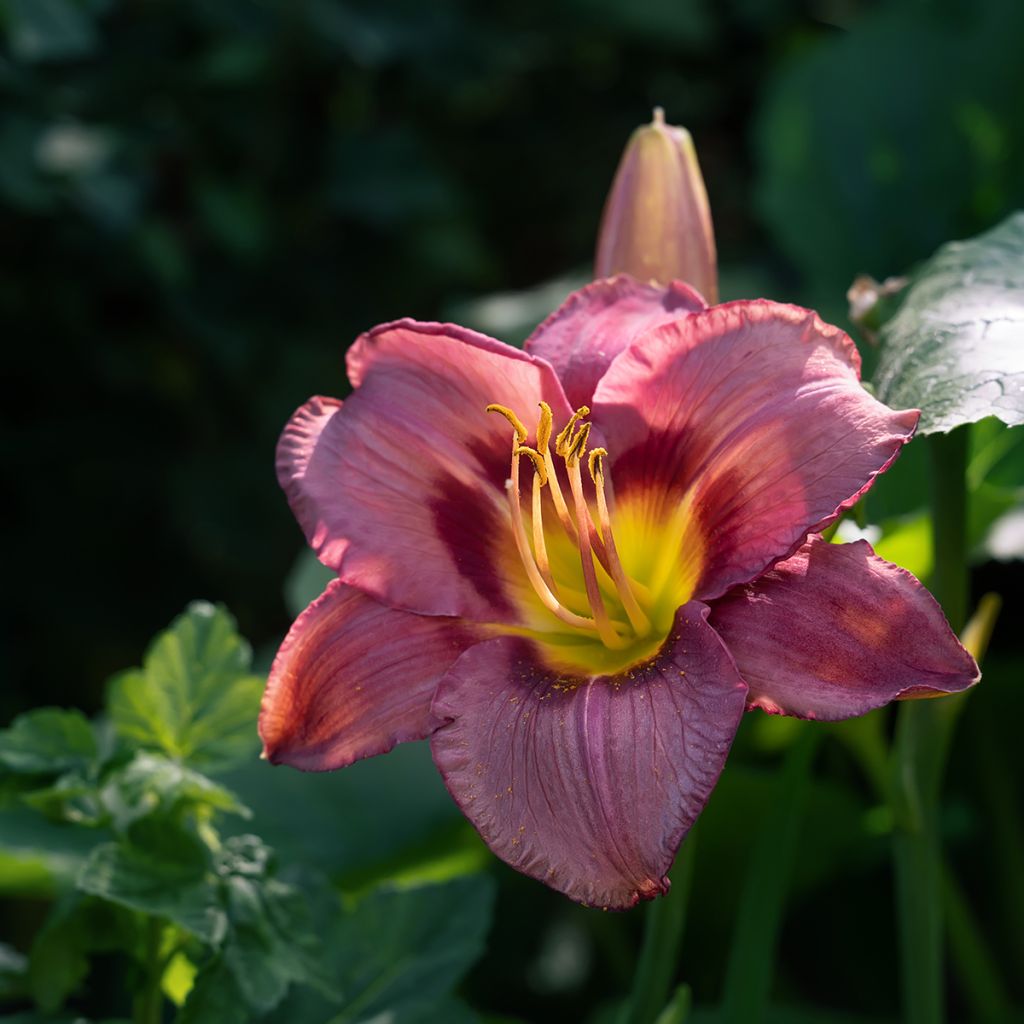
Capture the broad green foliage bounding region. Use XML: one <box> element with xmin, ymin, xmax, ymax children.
<box><xmin>267</xmin><ymin>874</ymin><xmax>494</xmax><ymax>1024</ymax></box>
<box><xmin>108</xmin><ymin>602</ymin><xmax>264</xmax><ymax>772</ymax></box>
<box><xmin>327</xmin><ymin>876</ymin><xmax>493</xmax><ymax>1023</ymax></box>
<box><xmin>0</xmin><ymin>605</ymin><xmax>493</xmax><ymax>1022</ymax></box>
<box><xmin>0</xmin><ymin>710</ymin><xmax>97</xmax><ymax>776</ymax></box>
<box><xmin>874</xmin><ymin>213</ymin><xmax>1024</xmax><ymax>435</ymax></box>
<box><xmin>78</xmin><ymin>829</ymin><xmax>224</xmax><ymax>944</ymax></box>
<box><xmin>756</xmin><ymin>0</ymin><xmax>1024</xmax><ymax>315</ymax></box>
<box><xmin>0</xmin><ymin>945</ymin><xmax>27</xmax><ymax>1002</ymax></box>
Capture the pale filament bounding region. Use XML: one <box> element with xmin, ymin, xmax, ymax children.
<box><xmin>536</xmin><ymin>402</ymin><xmax>580</xmax><ymax>541</ymax></box>
<box><xmin>536</xmin><ymin>403</ymin><xmax>613</xmax><ymax>568</ymax></box>
<box><xmin>502</xmin><ymin>439</ymin><xmax>600</xmax><ymax>634</ymax></box>
<box><xmin>563</xmin><ymin>427</ymin><xmax>628</xmax><ymax>650</ymax></box>
<box><xmin>530</xmin><ymin>471</ymin><xmax>558</xmax><ymax>592</ymax></box>
<box><xmin>488</xmin><ymin>402</ymin><xmax>651</xmax><ymax>650</ymax></box>
<box><xmin>588</xmin><ymin>450</ymin><xmax>651</xmax><ymax>635</ymax></box>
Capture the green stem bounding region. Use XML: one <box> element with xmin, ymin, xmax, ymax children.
<box><xmin>720</xmin><ymin>728</ymin><xmax>821</xmax><ymax>1024</ymax></box>
<box><xmin>620</xmin><ymin>827</ymin><xmax>699</xmax><ymax>1024</ymax></box>
<box><xmin>135</xmin><ymin>917</ymin><xmax>165</xmax><ymax>1024</ymax></box>
<box><xmin>890</xmin><ymin>427</ymin><xmax>969</xmax><ymax>1024</ymax></box>
<box><xmin>927</xmin><ymin>429</ymin><xmax>969</xmax><ymax>633</ymax></box>
<box><xmin>942</xmin><ymin>860</ymin><xmax>1012</xmax><ymax>1023</ymax></box>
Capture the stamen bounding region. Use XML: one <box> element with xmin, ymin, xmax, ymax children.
<box><xmin>500</xmin><ymin>424</ymin><xmax>600</xmax><ymax>635</ymax></box>
<box><xmin>515</xmin><ymin>443</ymin><xmax>556</xmax><ymax>590</ymax></box>
<box><xmin>554</xmin><ymin>406</ymin><xmax>590</xmax><ymax>457</ymax></box>
<box><xmin>566</xmin><ymin>422</ymin><xmax>591</xmax><ymax>463</ymax></box>
<box><xmin>541</xmin><ymin>408</ymin><xmax>612</xmax><ymax>569</ymax></box>
<box><xmin>563</xmin><ymin>429</ymin><xmax>628</xmax><ymax>650</ymax></box>
<box><xmin>514</xmin><ymin>446</ymin><xmax>547</xmax><ymax>486</ymax></box>
<box><xmin>537</xmin><ymin>403</ymin><xmax>580</xmax><ymax>543</ymax></box>
<box><xmin>588</xmin><ymin>450</ymin><xmax>651</xmax><ymax>636</ymax></box>
<box><xmin>486</xmin><ymin>399</ymin><xmax>649</xmax><ymax>652</ymax></box>
<box><xmin>486</xmin><ymin>404</ymin><xmax>528</xmax><ymax>443</ymax></box>
<box><xmin>530</xmin><ymin>472</ymin><xmax>556</xmax><ymax>591</ymax></box>
<box><xmin>536</xmin><ymin>401</ymin><xmax>553</xmax><ymax>452</ymax></box>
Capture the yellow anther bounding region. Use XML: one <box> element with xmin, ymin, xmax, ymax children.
<box><xmin>486</xmin><ymin>404</ymin><xmax>528</xmax><ymax>444</ymax></box>
<box><xmin>565</xmin><ymin>422</ymin><xmax>591</xmax><ymax>464</ymax></box>
<box><xmin>588</xmin><ymin>447</ymin><xmax>608</xmax><ymax>482</ymax></box>
<box><xmin>537</xmin><ymin>402</ymin><xmax>553</xmax><ymax>451</ymax></box>
<box><xmin>555</xmin><ymin>406</ymin><xmax>590</xmax><ymax>456</ymax></box>
<box><xmin>515</xmin><ymin>446</ymin><xmax>548</xmax><ymax>486</ymax></box>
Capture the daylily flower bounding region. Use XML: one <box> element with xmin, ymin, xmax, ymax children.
<box><xmin>259</xmin><ymin>276</ymin><xmax>978</xmax><ymax>909</ymax></box>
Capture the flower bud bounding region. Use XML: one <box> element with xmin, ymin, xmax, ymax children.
<box><xmin>595</xmin><ymin>108</ymin><xmax>718</xmax><ymax>303</ymax></box>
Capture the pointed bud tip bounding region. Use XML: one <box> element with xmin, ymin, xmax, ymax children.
<box><xmin>596</xmin><ymin>109</ymin><xmax>717</xmax><ymax>303</ymax></box>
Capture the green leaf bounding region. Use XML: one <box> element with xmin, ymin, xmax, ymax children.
<box><xmin>21</xmin><ymin>771</ymin><xmax>105</xmax><ymax>826</ymax></box>
<box><xmin>720</xmin><ymin>730</ymin><xmax>822</xmax><ymax>1024</ymax></box>
<box><xmin>873</xmin><ymin>513</ymin><xmax>934</xmax><ymax>583</ymax></box>
<box><xmin>219</xmin><ymin>742</ymin><xmax>463</xmax><ymax>883</ymax></box>
<box><xmin>77</xmin><ymin>825</ymin><xmax>225</xmax><ymax>942</ymax></box>
<box><xmin>0</xmin><ymin>709</ymin><xmax>97</xmax><ymax>776</ymax></box>
<box><xmin>283</xmin><ymin>547</ymin><xmax>334</xmax><ymax>618</ymax></box>
<box><xmin>325</xmin><ymin>875</ymin><xmax>494</xmax><ymax>1024</ymax></box>
<box><xmin>873</xmin><ymin>212</ymin><xmax>1024</xmax><ymax>435</ymax></box>
<box><xmin>398</xmin><ymin>999</ymin><xmax>482</xmax><ymax>1024</ymax></box>
<box><xmin>214</xmin><ymin>836</ymin><xmax>340</xmax><ymax>1014</ymax></box>
<box><xmin>27</xmin><ymin>899</ymin><xmax>89</xmax><ymax>1012</ymax></box>
<box><xmin>0</xmin><ymin>942</ymin><xmax>28</xmax><ymax>1000</ymax></box>
<box><xmin>107</xmin><ymin>602</ymin><xmax>264</xmax><ymax>772</ymax></box>
<box><xmin>0</xmin><ymin>804</ymin><xmax>107</xmax><ymax>895</ymax></box>
<box><xmin>654</xmin><ymin>986</ymin><xmax>692</xmax><ymax>1024</ymax></box>
<box><xmin>27</xmin><ymin>895</ymin><xmax>139</xmax><ymax>1012</ymax></box>
<box><xmin>100</xmin><ymin>752</ymin><xmax>250</xmax><ymax>831</ymax></box>
<box><xmin>221</xmin><ymin>875</ymin><xmax>333</xmax><ymax>1012</ymax></box>
<box><xmin>176</xmin><ymin>957</ymin><xmax>252</xmax><ymax>1024</ymax></box>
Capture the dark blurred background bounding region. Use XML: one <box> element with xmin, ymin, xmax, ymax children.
<box><xmin>3</xmin><ymin>1</ymin><xmax>1024</xmax><ymax>1022</ymax></box>
<box><xmin>4</xmin><ymin>0</ymin><xmax>1023</xmax><ymax>714</ymax></box>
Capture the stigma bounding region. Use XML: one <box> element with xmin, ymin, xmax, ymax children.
<box><xmin>486</xmin><ymin>402</ymin><xmax>651</xmax><ymax>651</ymax></box>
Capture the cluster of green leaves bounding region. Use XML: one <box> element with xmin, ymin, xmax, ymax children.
<box><xmin>0</xmin><ymin>604</ymin><xmax>494</xmax><ymax>1024</ymax></box>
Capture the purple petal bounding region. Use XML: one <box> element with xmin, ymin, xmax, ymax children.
<box><xmin>524</xmin><ymin>275</ymin><xmax>705</xmax><ymax>408</ymax></box>
<box><xmin>260</xmin><ymin>579</ymin><xmax>476</xmax><ymax>771</ymax></box>
<box><xmin>592</xmin><ymin>300</ymin><xmax>920</xmax><ymax>601</ymax></box>
<box><xmin>709</xmin><ymin>536</ymin><xmax>980</xmax><ymax>720</ymax></box>
<box><xmin>430</xmin><ymin>602</ymin><xmax>748</xmax><ymax>908</ymax></box>
<box><xmin>276</xmin><ymin>319</ymin><xmax>573</xmax><ymax>621</ymax></box>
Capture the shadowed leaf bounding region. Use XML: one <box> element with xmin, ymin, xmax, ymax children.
<box><xmin>874</xmin><ymin>212</ymin><xmax>1024</xmax><ymax>434</ymax></box>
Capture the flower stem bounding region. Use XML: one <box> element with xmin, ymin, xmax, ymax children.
<box><xmin>619</xmin><ymin>827</ymin><xmax>699</xmax><ymax>1024</ymax></box>
<box><xmin>135</xmin><ymin>916</ymin><xmax>165</xmax><ymax>1024</ymax></box>
<box><xmin>927</xmin><ymin>428</ymin><xmax>969</xmax><ymax>633</ymax></box>
<box><xmin>891</xmin><ymin>426</ymin><xmax>969</xmax><ymax>1024</ymax></box>
<box><xmin>720</xmin><ymin>727</ymin><xmax>820</xmax><ymax>1024</ymax></box>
